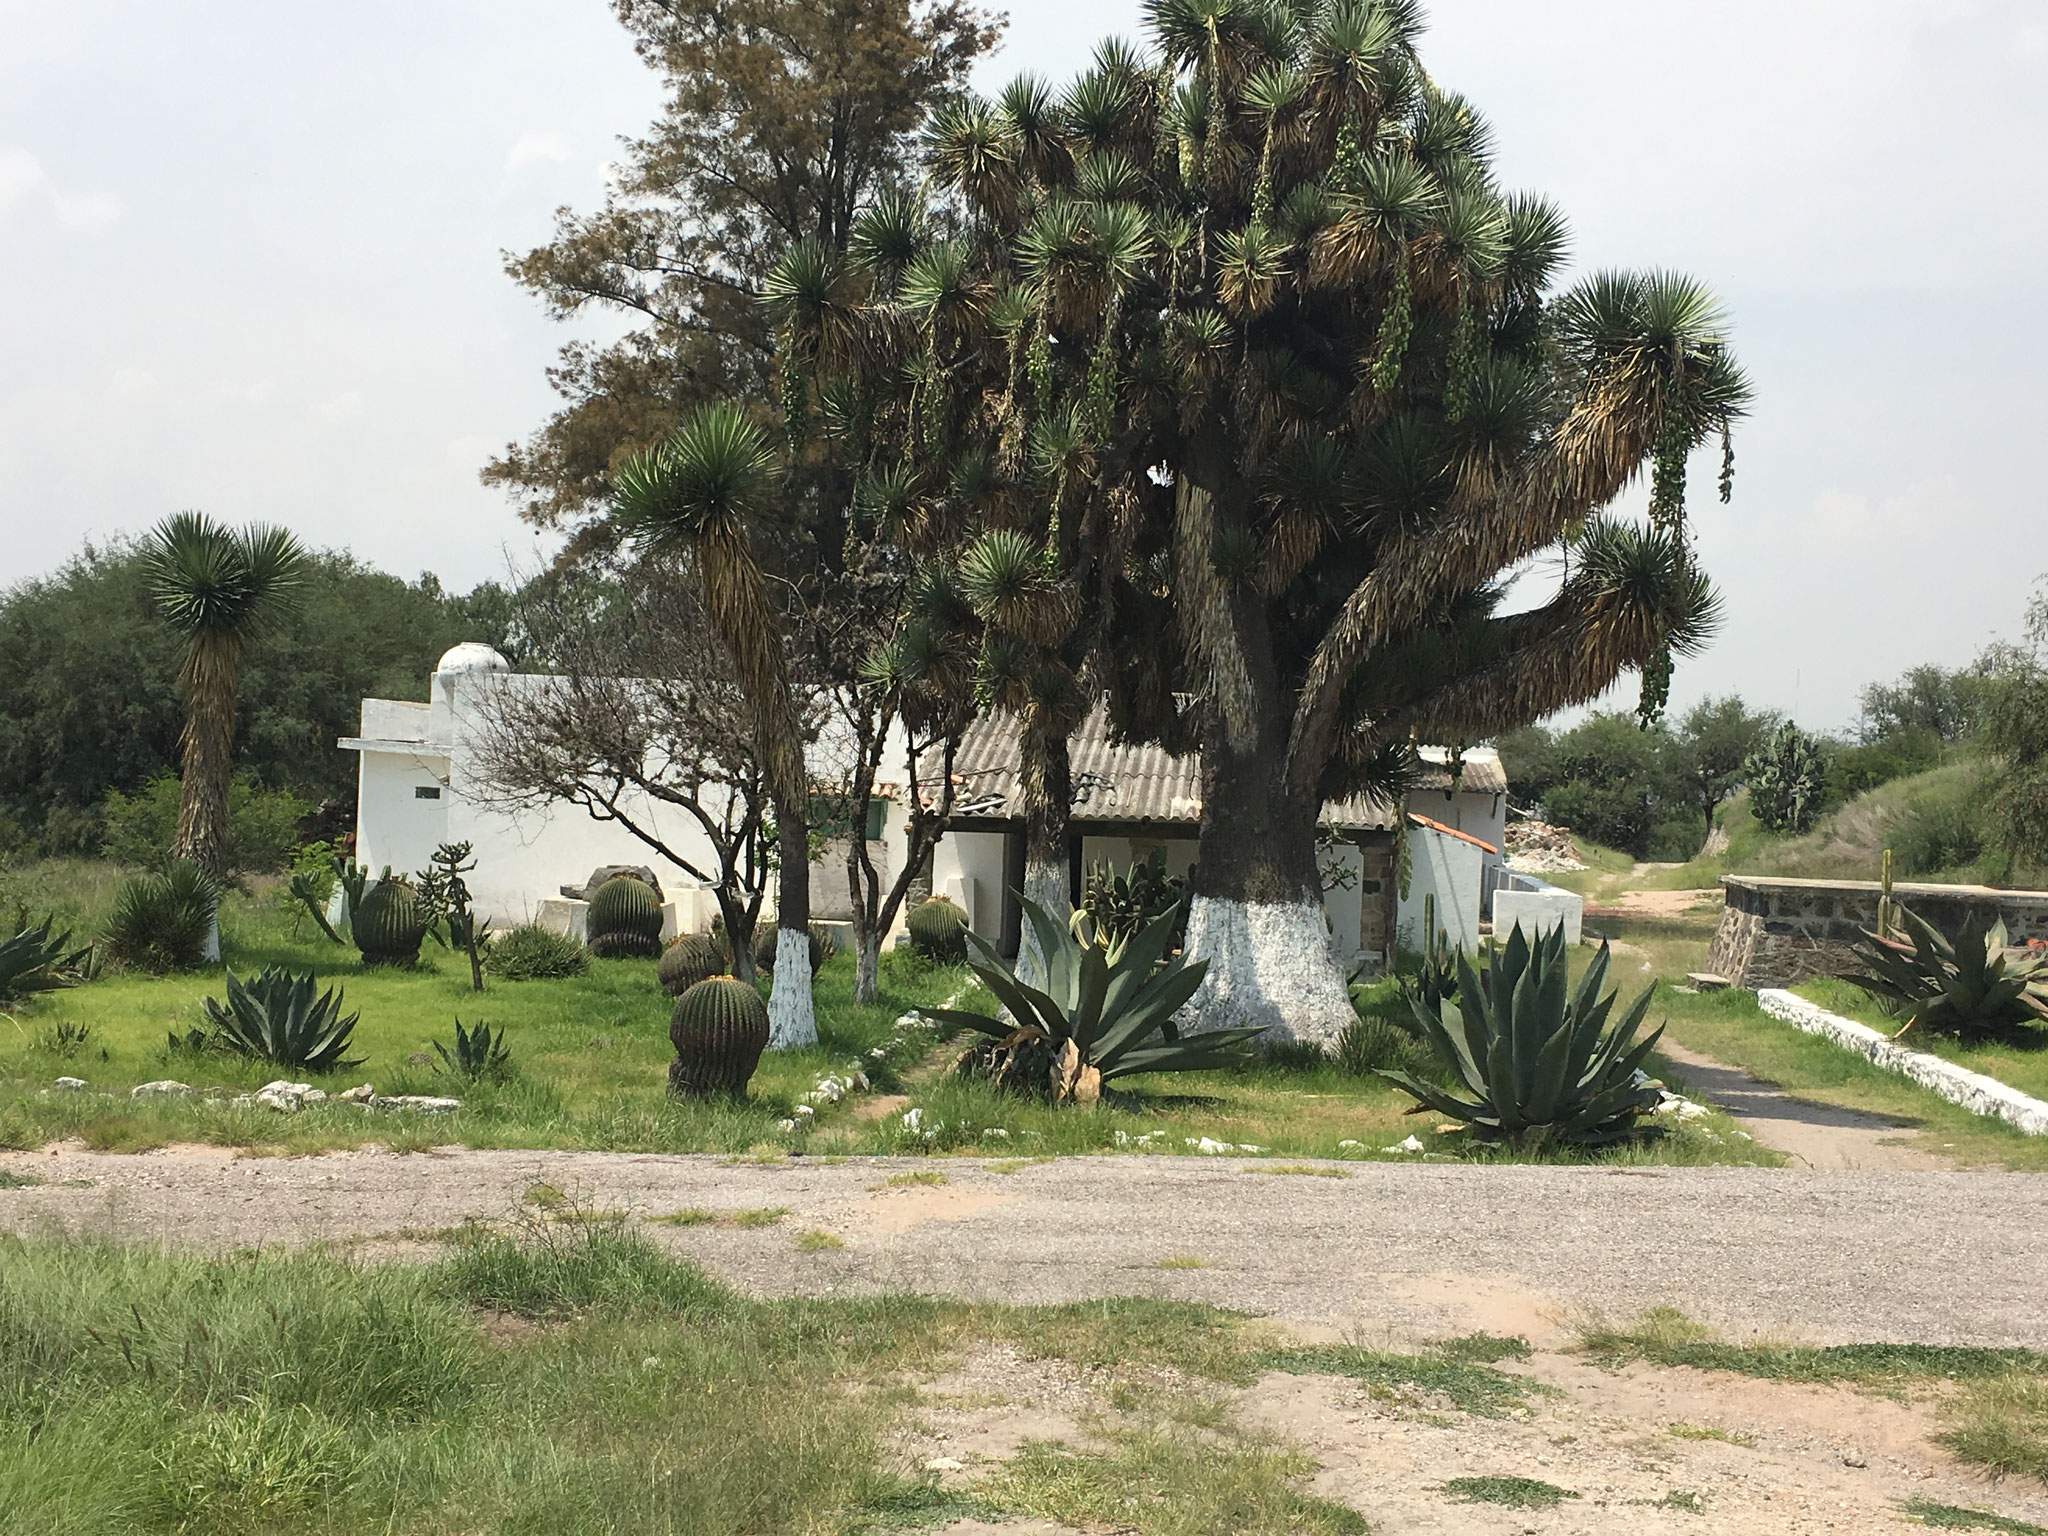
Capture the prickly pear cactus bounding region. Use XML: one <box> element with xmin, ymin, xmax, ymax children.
<box><xmin>667</xmin><ymin>976</ymin><xmax>770</xmax><ymax>1099</ymax></box>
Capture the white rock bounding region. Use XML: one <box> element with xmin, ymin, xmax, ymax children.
<box><xmin>900</xmin><ymin>1107</ymin><xmax>924</xmax><ymax>1133</ymax></box>
<box><xmin>338</xmin><ymin>1083</ymin><xmax>375</xmax><ymax>1103</ymax></box>
<box><xmin>807</xmin><ymin>1079</ymin><xmax>845</xmax><ymax>1105</ymax></box>
<box><xmin>1383</xmin><ymin>1135</ymin><xmax>1425</xmax><ymax>1154</ymax></box>
<box><xmin>1185</xmin><ymin>1137</ymin><xmax>1234</xmax><ymax>1155</ymax></box>
<box><xmin>1337</xmin><ymin>1139</ymin><xmax>1363</xmax><ymax>1149</ymax></box>
<box><xmin>869</xmin><ymin>1046</ymin><xmax>889</xmax><ymax>1059</ymax></box>
<box><xmin>776</xmin><ymin>1118</ymin><xmax>798</xmax><ymax>1133</ymax></box>
<box><xmin>980</xmin><ymin>1128</ymin><xmax>1010</xmax><ymax>1140</ymax></box>
<box><xmin>849</xmin><ymin>1072</ymin><xmax>870</xmax><ymax>1092</ymax></box>
<box><xmin>131</xmin><ymin>1080</ymin><xmax>193</xmax><ymax>1100</ymax></box>
<box><xmin>226</xmin><ymin>1095</ymin><xmax>255</xmax><ymax>1110</ymax></box>
<box><xmin>375</xmin><ymin>1094</ymin><xmax>461</xmax><ymax>1113</ymax></box>
<box><xmin>1235</xmin><ymin>1143</ymin><xmax>1267</xmax><ymax>1154</ymax></box>
<box><xmin>53</xmin><ymin>1077</ymin><xmax>88</xmax><ymax>1091</ymax></box>
<box><xmin>923</xmin><ymin>1456</ymin><xmax>967</xmax><ymax>1473</ymax></box>
<box><xmin>792</xmin><ymin>1104</ymin><xmax>816</xmax><ymax>1120</ymax></box>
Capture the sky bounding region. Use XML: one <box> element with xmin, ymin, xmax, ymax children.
<box><xmin>1</xmin><ymin>0</ymin><xmax>2043</xmax><ymax>735</ymax></box>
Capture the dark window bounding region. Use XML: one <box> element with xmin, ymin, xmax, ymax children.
<box><xmin>415</xmin><ymin>786</ymin><xmax>442</xmax><ymax>800</ymax></box>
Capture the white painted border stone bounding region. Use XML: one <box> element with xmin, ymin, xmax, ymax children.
<box><xmin>1757</xmin><ymin>988</ymin><xmax>2048</xmax><ymax>1136</ymax></box>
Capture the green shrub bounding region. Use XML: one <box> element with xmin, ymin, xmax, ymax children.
<box><xmin>1745</xmin><ymin>723</ymin><xmax>1830</xmax><ymax>835</ymax></box>
<box><xmin>1831</xmin><ymin>726</ymin><xmax>1945</xmax><ymax>801</ymax></box>
<box><xmin>1888</xmin><ymin>778</ymin><xmax>1989</xmax><ymax>877</ymax></box>
<box><xmin>485</xmin><ymin>923</ymin><xmax>589</xmax><ymax>981</ymax></box>
<box><xmin>99</xmin><ymin>772</ymin><xmax>310</xmax><ymax>874</ymax></box>
<box><xmin>104</xmin><ymin>859</ymin><xmax>216</xmax><ymax>971</ymax></box>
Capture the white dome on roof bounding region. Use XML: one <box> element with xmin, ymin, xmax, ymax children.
<box><xmin>435</xmin><ymin>642</ymin><xmax>510</xmax><ymax>675</ymax></box>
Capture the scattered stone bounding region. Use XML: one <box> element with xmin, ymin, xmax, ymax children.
<box><xmin>1503</xmin><ymin>819</ymin><xmax>1586</xmax><ymax>873</ymax></box>
<box><xmin>775</xmin><ymin>1118</ymin><xmax>798</xmax><ymax>1133</ymax></box>
<box><xmin>253</xmin><ymin>1081</ymin><xmax>327</xmax><ymax>1112</ymax></box>
<box><xmin>1840</xmin><ymin>1449</ymin><xmax>1867</xmax><ymax>1468</ymax></box>
<box><xmin>981</xmin><ymin>1128</ymin><xmax>1011</xmax><ymax>1140</ymax></box>
<box><xmin>338</xmin><ymin>1084</ymin><xmax>376</xmax><ymax>1103</ymax></box>
<box><xmin>52</xmin><ymin>1077</ymin><xmax>88</xmax><ymax>1092</ymax></box>
<box><xmin>792</xmin><ymin>1104</ymin><xmax>816</xmax><ymax>1120</ymax></box>
<box><xmin>1337</xmin><ymin>1139</ymin><xmax>1363</xmax><ymax>1149</ymax></box>
<box><xmin>131</xmin><ymin>1080</ymin><xmax>194</xmax><ymax>1100</ymax></box>
<box><xmin>1383</xmin><ymin>1134</ymin><xmax>1425</xmax><ymax>1154</ymax></box>
<box><xmin>923</xmin><ymin>1457</ymin><xmax>967</xmax><ymax>1473</ymax></box>
<box><xmin>1686</xmin><ymin>972</ymin><xmax>1732</xmax><ymax>992</ymax></box>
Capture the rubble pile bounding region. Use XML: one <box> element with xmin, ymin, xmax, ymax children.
<box><xmin>1503</xmin><ymin>820</ymin><xmax>1587</xmax><ymax>873</ymax></box>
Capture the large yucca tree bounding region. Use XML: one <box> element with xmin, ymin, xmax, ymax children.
<box><xmin>764</xmin><ymin>0</ymin><xmax>1748</xmax><ymax>1041</ymax></box>
<box><xmin>612</xmin><ymin>405</ymin><xmax>821</xmax><ymax>1048</ymax></box>
<box><xmin>141</xmin><ymin>513</ymin><xmax>305</xmax><ymax>887</ymax></box>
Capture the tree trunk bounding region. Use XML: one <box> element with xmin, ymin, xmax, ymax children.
<box><xmin>1015</xmin><ymin>711</ymin><xmax>1072</xmax><ymax>992</ymax></box>
<box><xmin>1183</xmin><ymin>706</ymin><xmax>1355</xmax><ymax>1049</ymax></box>
<box><xmin>173</xmin><ymin>632</ymin><xmax>239</xmax><ymax>882</ymax></box>
<box><xmin>766</xmin><ymin>793</ymin><xmax>816</xmax><ymax>1049</ymax></box>
<box><xmin>854</xmin><ymin>932</ymin><xmax>880</xmax><ymax>1004</ymax></box>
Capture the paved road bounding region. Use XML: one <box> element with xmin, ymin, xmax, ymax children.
<box><xmin>3</xmin><ymin>1146</ymin><xmax>2040</xmax><ymax>1347</ymax></box>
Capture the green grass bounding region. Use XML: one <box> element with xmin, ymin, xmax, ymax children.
<box><xmin>1581</xmin><ymin>1309</ymin><xmax>2048</xmax><ymax>1480</ymax></box>
<box><xmin>0</xmin><ymin>1220</ymin><xmax>1378</xmax><ymax>1536</ymax></box>
<box><xmin>1795</xmin><ymin>976</ymin><xmax>2048</xmax><ymax>1102</ymax></box>
<box><xmin>1902</xmin><ymin>1498</ymin><xmax>2048</xmax><ymax>1533</ymax></box>
<box><xmin>1667</xmin><ymin>1421</ymin><xmax>1754</xmax><ymax>1446</ymax></box>
<box><xmin>1259</xmin><ymin>1334</ymin><xmax>1539</xmax><ymax>1419</ymax></box>
<box><xmin>1441</xmin><ymin>1475</ymin><xmax>1577</xmax><ymax>1508</ymax></box>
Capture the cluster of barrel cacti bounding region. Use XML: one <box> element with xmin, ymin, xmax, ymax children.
<box><xmin>657</xmin><ymin>931</ymin><xmax>729</xmax><ymax>996</ymax></box>
<box><xmin>585</xmin><ymin>875</ymin><xmax>663</xmax><ymax>959</ymax></box>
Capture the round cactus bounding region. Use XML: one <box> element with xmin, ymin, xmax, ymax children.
<box><xmin>753</xmin><ymin>922</ymin><xmax>831</xmax><ymax>974</ymax></box>
<box><xmin>657</xmin><ymin>932</ymin><xmax>729</xmax><ymax>997</ymax></box>
<box><xmin>586</xmin><ymin>875</ymin><xmax>663</xmax><ymax>959</ymax></box>
<box><xmin>668</xmin><ymin>977</ymin><xmax>770</xmax><ymax>1100</ymax></box>
<box><xmin>353</xmin><ymin>878</ymin><xmax>428</xmax><ymax>968</ymax></box>
<box><xmin>906</xmin><ymin>896</ymin><xmax>968</xmax><ymax>962</ymax></box>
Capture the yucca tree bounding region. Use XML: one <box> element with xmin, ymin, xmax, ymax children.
<box><xmin>140</xmin><ymin>513</ymin><xmax>305</xmax><ymax>887</ymax></box>
<box><xmin>613</xmin><ymin>406</ymin><xmax>820</xmax><ymax>1048</ymax></box>
<box><xmin>764</xmin><ymin>0</ymin><xmax>1747</xmax><ymax>1041</ymax></box>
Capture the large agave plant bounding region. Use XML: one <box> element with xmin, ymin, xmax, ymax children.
<box><xmin>1380</xmin><ymin>924</ymin><xmax>1665</xmax><ymax>1149</ymax></box>
<box><xmin>202</xmin><ymin>966</ymin><xmax>364</xmax><ymax>1073</ymax></box>
<box><xmin>0</xmin><ymin>913</ymin><xmax>96</xmax><ymax>1004</ymax></box>
<box><xmin>1846</xmin><ymin>907</ymin><xmax>2048</xmax><ymax>1042</ymax></box>
<box><xmin>929</xmin><ymin>896</ymin><xmax>1263</xmax><ymax>1104</ymax></box>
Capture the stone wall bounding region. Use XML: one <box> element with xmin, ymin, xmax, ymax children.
<box><xmin>1357</xmin><ymin>835</ymin><xmax>1397</xmax><ymax>962</ymax></box>
<box><xmin>1706</xmin><ymin>875</ymin><xmax>2048</xmax><ymax>989</ymax></box>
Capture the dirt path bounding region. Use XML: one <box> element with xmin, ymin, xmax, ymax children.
<box><xmin>1656</xmin><ymin>1040</ymin><xmax>1957</xmax><ymax>1171</ymax></box>
<box><xmin>2</xmin><ymin>1145</ymin><xmax>2039</xmax><ymax>1347</ymax></box>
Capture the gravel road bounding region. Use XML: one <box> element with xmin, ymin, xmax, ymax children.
<box><xmin>3</xmin><ymin>1145</ymin><xmax>2040</xmax><ymax>1347</ymax></box>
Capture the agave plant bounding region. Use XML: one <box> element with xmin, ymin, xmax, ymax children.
<box><xmin>1380</xmin><ymin>925</ymin><xmax>1665</xmax><ymax>1150</ymax></box>
<box><xmin>1846</xmin><ymin>907</ymin><xmax>2048</xmax><ymax>1042</ymax></box>
<box><xmin>929</xmin><ymin>896</ymin><xmax>1263</xmax><ymax>1104</ymax></box>
<box><xmin>433</xmin><ymin>1018</ymin><xmax>512</xmax><ymax>1081</ymax></box>
<box><xmin>201</xmin><ymin>967</ymin><xmax>363</xmax><ymax>1073</ymax></box>
<box><xmin>0</xmin><ymin>912</ymin><xmax>96</xmax><ymax>1004</ymax></box>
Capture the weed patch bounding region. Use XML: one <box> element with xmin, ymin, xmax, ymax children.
<box><xmin>1668</xmin><ymin>1421</ymin><xmax>1754</xmax><ymax>1446</ymax></box>
<box><xmin>797</xmin><ymin>1229</ymin><xmax>846</xmax><ymax>1252</ymax></box>
<box><xmin>1443</xmin><ymin>1475</ymin><xmax>1577</xmax><ymax>1507</ymax></box>
<box><xmin>1260</xmin><ymin>1335</ymin><xmax>1538</xmax><ymax>1417</ymax></box>
<box><xmin>1901</xmin><ymin>1500</ymin><xmax>2048</xmax><ymax>1534</ymax></box>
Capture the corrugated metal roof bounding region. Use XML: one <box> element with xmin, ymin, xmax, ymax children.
<box><xmin>948</xmin><ymin>704</ymin><xmax>1505</xmax><ymax>830</ymax></box>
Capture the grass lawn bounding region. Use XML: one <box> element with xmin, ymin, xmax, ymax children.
<box><xmin>0</xmin><ymin>861</ymin><xmax>1771</xmax><ymax>1167</ymax></box>
<box><xmin>0</xmin><ymin>1216</ymin><xmax>1379</xmax><ymax>1536</ymax></box>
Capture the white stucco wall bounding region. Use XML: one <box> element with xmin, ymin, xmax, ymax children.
<box><xmin>1493</xmin><ymin>878</ymin><xmax>1584</xmax><ymax>947</ymax></box>
<box><xmin>1397</xmin><ymin>827</ymin><xmax>1486</xmax><ymax>954</ymax></box>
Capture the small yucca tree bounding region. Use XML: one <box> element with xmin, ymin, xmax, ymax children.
<box><xmin>140</xmin><ymin>513</ymin><xmax>305</xmax><ymax>887</ymax></box>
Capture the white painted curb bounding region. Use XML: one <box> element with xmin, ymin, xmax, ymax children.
<box><xmin>1756</xmin><ymin>989</ymin><xmax>2048</xmax><ymax>1137</ymax></box>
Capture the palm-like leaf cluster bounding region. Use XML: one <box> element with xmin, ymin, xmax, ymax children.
<box><xmin>1381</xmin><ymin>925</ymin><xmax>1665</xmax><ymax>1148</ymax></box>
<box><xmin>201</xmin><ymin>967</ymin><xmax>364</xmax><ymax>1073</ymax></box>
<box><xmin>741</xmin><ymin>0</ymin><xmax>1746</xmax><ymax>869</ymax></box>
<box><xmin>929</xmin><ymin>896</ymin><xmax>1262</xmax><ymax>1101</ymax></box>
<box><xmin>140</xmin><ymin>513</ymin><xmax>305</xmax><ymax>639</ymax></box>
<box><xmin>1846</xmin><ymin>908</ymin><xmax>2048</xmax><ymax>1043</ymax></box>
<box><xmin>0</xmin><ymin>914</ymin><xmax>96</xmax><ymax>1004</ymax></box>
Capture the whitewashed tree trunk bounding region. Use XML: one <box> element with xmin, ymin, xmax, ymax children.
<box><xmin>1179</xmin><ymin>895</ymin><xmax>1353</xmax><ymax>1048</ymax></box>
<box><xmin>767</xmin><ymin>927</ymin><xmax>816</xmax><ymax>1050</ymax></box>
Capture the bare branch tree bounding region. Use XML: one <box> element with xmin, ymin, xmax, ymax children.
<box><xmin>467</xmin><ymin>557</ymin><xmax>776</xmax><ymax>980</ymax></box>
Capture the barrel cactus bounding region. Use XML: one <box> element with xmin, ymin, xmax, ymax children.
<box><xmin>906</xmin><ymin>896</ymin><xmax>968</xmax><ymax>962</ymax></box>
<box><xmin>353</xmin><ymin>876</ymin><xmax>428</xmax><ymax>968</ymax></box>
<box><xmin>668</xmin><ymin>976</ymin><xmax>770</xmax><ymax>1100</ymax></box>
<box><xmin>586</xmin><ymin>875</ymin><xmax>663</xmax><ymax>959</ymax></box>
<box><xmin>658</xmin><ymin>932</ymin><xmax>729</xmax><ymax>997</ymax></box>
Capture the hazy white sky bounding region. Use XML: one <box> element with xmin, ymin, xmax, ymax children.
<box><xmin>2</xmin><ymin>0</ymin><xmax>2043</xmax><ymax>732</ymax></box>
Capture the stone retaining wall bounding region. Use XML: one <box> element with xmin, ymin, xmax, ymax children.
<box><xmin>1707</xmin><ymin>875</ymin><xmax>2048</xmax><ymax>990</ymax></box>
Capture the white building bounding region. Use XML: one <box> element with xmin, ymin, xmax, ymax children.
<box><xmin>343</xmin><ymin>647</ymin><xmax>1519</xmax><ymax>965</ymax></box>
